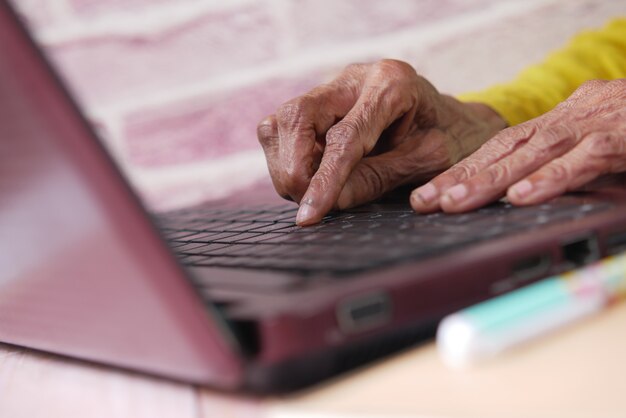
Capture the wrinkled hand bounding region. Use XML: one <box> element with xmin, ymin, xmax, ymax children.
<box><xmin>412</xmin><ymin>79</ymin><xmax>626</xmax><ymax>213</ymax></box>
<box><xmin>257</xmin><ymin>59</ymin><xmax>505</xmax><ymax>225</ymax></box>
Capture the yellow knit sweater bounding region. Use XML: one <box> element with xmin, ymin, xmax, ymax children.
<box><xmin>458</xmin><ymin>18</ymin><xmax>626</xmax><ymax>126</ymax></box>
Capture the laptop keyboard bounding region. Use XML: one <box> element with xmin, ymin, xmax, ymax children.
<box><xmin>154</xmin><ymin>197</ymin><xmax>613</xmax><ymax>277</ymax></box>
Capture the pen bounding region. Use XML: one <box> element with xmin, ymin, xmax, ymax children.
<box><xmin>436</xmin><ymin>252</ymin><xmax>626</xmax><ymax>368</ymax></box>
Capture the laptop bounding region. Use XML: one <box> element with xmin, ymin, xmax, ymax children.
<box><xmin>2</xmin><ymin>0</ymin><xmax>626</xmax><ymax>392</ymax></box>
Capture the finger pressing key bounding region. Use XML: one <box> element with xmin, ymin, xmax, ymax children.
<box><xmin>296</xmin><ymin>88</ymin><xmax>411</xmax><ymax>225</ymax></box>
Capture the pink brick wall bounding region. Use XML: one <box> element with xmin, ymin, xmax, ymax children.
<box><xmin>10</xmin><ymin>0</ymin><xmax>626</xmax><ymax>209</ymax></box>
<box><xmin>67</xmin><ymin>0</ymin><xmax>179</xmax><ymax>16</ymax></box>
<box><xmin>50</xmin><ymin>4</ymin><xmax>281</xmax><ymax>107</ymax></box>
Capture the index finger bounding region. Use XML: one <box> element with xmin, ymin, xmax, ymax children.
<box><xmin>296</xmin><ymin>86</ymin><xmax>413</xmax><ymax>225</ymax></box>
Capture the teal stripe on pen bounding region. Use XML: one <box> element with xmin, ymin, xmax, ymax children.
<box><xmin>463</xmin><ymin>278</ymin><xmax>572</xmax><ymax>333</ymax></box>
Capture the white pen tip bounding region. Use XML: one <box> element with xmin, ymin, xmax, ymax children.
<box><xmin>436</xmin><ymin>314</ymin><xmax>482</xmax><ymax>369</ymax></box>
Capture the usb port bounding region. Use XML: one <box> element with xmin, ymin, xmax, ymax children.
<box><xmin>337</xmin><ymin>292</ymin><xmax>392</xmax><ymax>334</ymax></box>
<box><xmin>511</xmin><ymin>253</ymin><xmax>552</xmax><ymax>281</ymax></box>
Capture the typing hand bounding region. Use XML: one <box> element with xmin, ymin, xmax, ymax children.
<box><xmin>257</xmin><ymin>59</ymin><xmax>506</xmax><ymax>226</ymax></box>
<box><xmin>412</xmin><ymin>79</ymin><xmax>626</xmax><ymax>213</ymax></box>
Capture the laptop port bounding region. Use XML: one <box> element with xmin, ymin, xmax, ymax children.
<box><xmin>337</xmin><ymin>292</ymin><xmax>392</xmax><ymax>334</ymax></box>
<box><xmin>561</xmin><ymin>235</ymin><xmax>600</xmax><ymax>268</ymax></box>
<box><xmin>511</xmin><ymin>253</ymin><xmax>552</xmax><ymax>281</ymax></box>
<box><xmin>606</xmin><ymin>230</ymin><xmax>626</xmax><ymax>255</ymax></box>
<box><xmin>490</xmin><ymin>253</ymin><xmax>552</xmax><ymax>295</ymax></box>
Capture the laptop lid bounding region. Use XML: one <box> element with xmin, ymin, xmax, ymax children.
<box><xmin>0</xmin><ymin>0</ymin><xmax>244</xmax><ymax>388</ymax></box>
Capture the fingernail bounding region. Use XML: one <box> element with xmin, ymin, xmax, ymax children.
<box><xmin>296</xmin><ymin>198</ymin><xmax>315</xmax><ymax>225</ymax></box>
<box><xmin>413</xmin><ymin>183</ymin><xmax>439</xmax><ymax>205</ymax></box>
<box><xmin>510</xmin><ymin>180</ymin><xmax>534</xmax><ymax>199</ymax></box>
<box><xmin>443</xmin><ymin>184</ymin><xmax>468</xmax><ymax>203</ymax></box>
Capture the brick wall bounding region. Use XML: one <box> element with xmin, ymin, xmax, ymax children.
<box><xmin>10</xmin><ymin>0</ymin><xmax>625</xmax><ymax>209</ymax></box>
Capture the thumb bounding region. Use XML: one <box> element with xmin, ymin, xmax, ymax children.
<box><xmin>336</xmin><ymin>153</ymin><xmax>411</xmax><ymax>210</ymax></box>
<box><xmin>337</xmin><ymin>136</ymin><xmax>454</xmax><ymax>210</ymax></box>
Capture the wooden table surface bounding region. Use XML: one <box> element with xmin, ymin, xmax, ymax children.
<box><xmin>2</xmin><ymin>302</ymin><xmax>625</xmax><ymax>418</ymax></box>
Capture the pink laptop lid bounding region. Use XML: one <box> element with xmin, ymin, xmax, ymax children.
<box><xmin>0</xmin><ymin>1</ymin><xmax>244</xmax><ymax>388</ymax></box>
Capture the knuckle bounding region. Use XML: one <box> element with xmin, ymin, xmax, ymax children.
<box><xmin>488</xmin><ymin>124</ymin><xmax>537</xmax><ymax>154</ymax></box>
<box><xmin>276</xmin><ymin>96</ymin><xmax>311</xmax><ymax>124</ymax></box>
<box><xmin>584</xmin><ymin>133</ymin><xmax>625</xmax><ymax>158</ymax></box>
<box><xmin>485</xmin><ymin>163</ymin><xmax>511</xmax><ymax>185</ymax></box>
<box><xmin>371</xmin><ymin>60</ymin><xmax>418</xmax><ymax>99</ymax></box>
<box><xmin>344</xmin><ymin>62</ymin><xmax>366</xmax><ymax>74</ymax></box>
<box><xmin>276</xmin><ymin>102</ymin><xmax>299</xmax><ymax>124</ymax></box>
<box><xmin>429</xmin><ymin>160</ymin><xmax>477</xmax><ymax>191</ymax></box>
<box><xmin>445</xmin><ymin>160</ymin><xmax>482</xmax><ymax>184</ymax></box>
<box><xmin>374</xmin><ymin>59</ymin><xmax>416</xmax><ymax>79</ymax></box>
<box><xmin>528</xmin><ymin>126</ymin><xmax>576</xmax><ymax>155</ymax></box>
<box><xmin>488</xmin><ymin>133</ymin><xmax>518</xmax><ymax>153</ymax></box>
<box><xmin>542</xmin><ymin>160</ymin><xmax>570</xmax><ymax>182</ymax></box>
<box><xmin>326</xmin><ymin>121</ymin><xmax>362</xmax><ymax>152</ymax></box>
<box><xmin>453</xmin><ymin>162</ymin><xmax>478</xmax><ymax>181</ymax></box>
<box><xmin>256</xmin><ymin>115</ymin><xmax>277</xmax><ymax>144</ymax></box>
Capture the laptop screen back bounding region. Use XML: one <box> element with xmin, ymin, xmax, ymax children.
<box><xmin>0</xmin><ymin>1</ymin><xmax>244</xmax><ymax>387</ymax></box>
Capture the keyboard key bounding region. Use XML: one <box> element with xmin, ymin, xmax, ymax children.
<box><xmin>155</xmin><ymin>197</ymin><xmax>615</xmax><ymax>279</ymax></box>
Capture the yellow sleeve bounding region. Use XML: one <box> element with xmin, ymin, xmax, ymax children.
<box><xmin>458</xmin><ymin>18</ymin><xmax>626</xmax><ymax>126</ymax></box>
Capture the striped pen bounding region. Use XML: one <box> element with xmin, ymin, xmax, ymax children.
<box><xmin>437</xmin><ymin>253</ymin><xmax>626</xmax><ymax>368</ymax></box>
